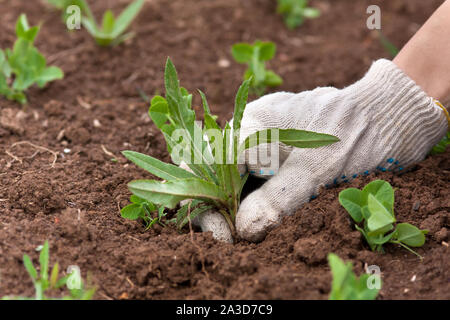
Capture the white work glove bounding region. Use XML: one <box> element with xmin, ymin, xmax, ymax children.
<box><xmin>194</xmin><ymin>59</ymin><xmax>448</xmax><ymax>243</ymax></box>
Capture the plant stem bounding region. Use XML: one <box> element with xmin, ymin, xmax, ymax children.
<box><xmin>390</xmin><ymin>240</ymin><xmax>423</xmax><ymax>260</ymax></box>
<box><xmin>220</xmin><ymin>210</ymin><xmax>236</xmax><ymax>238</ymax></box>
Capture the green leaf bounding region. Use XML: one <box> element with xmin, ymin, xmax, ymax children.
<box><xmin>23</xmin><ymin>255</ymin><xmax>37</xmax><ymax>281</ymax></box>
<box><xmin>366</xmin><ymin>194</ymin><xmax>395</xmax><ymax>233</ymax></box>
<box><xmin>120</xmin><ymin>203</ymin><xmax>143</xmax><ymax>220</ymax></box>
<box><xmin>49</xmin><ymin>262</ymin><xmax>59</xmax><ymax>289</ymax></box>
<box><xmin>362</xmin><ymin>180</ymin><xmax>394</xmax><ymax>214</ymax></box>
<box><xmin>149</xmin><ymin>96</ymin><xmax>170</xmax><ymax>128</ymax></box>
<box><xmin>101</xmin><ymin>10</ymin><xmax>115</xmax><ymax>34</ymax></box>
<box><xmin>128</xmin><ymin>178</ymin><xmax>227</xmax><ymax>208</ymax></box>
<box><xmin>36</xmin><ymin>66</ymin><xmax>64</xmax><ymax>87</ymax></box>
<box><xmin>339</xmin><ymin>188</ymin><xmax>364</xmax><ymax>223</ymax></box>
<box><xmin>111</xmin><ymin>0</ymin><xmax>145</xmax><ymax>38</ymax></box>
<box><xmin>242</xmin><ymin>128</ymin><xmax>339</xmax><ymax>150</ymax></box>
<box><xmin>231</xmin><ymin>43</ymin><xmax>254</xmax><ymax>63</ymax></box>
<box><xmin>39</xmin><ymin>241</ymin><xmax>49</xmax><ymax>281</ymax></box>
<box><xmin>258</xmin><ymin>42</ymin><xmax>276</xmax><ymax>61</ymax></box>
<box><xmin>394</xmin><ymin>223</ymin><xmax>427</xmax><ymax>247</ymax></box>
<box><xmin>122</xmin><ymin>150</ymin><xmax>198</xmax><ymax>181</ymax></box>
<box><xmin>264</xmin><ymin>70</ymin><xmax>283</xmax><ymax>87</ymax></box>
<box><xmin>16</xmin><ymin>14</ymin><xmax>30</xmax><ymax>38</ymax></box>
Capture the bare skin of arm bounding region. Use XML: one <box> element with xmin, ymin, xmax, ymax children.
<box><xmin>394</xmin><ymin>0</ymin><xmax>450</xmax><ymax>105</ymax></box>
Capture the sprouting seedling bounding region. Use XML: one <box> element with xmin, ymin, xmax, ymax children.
<box><xmin>82</xmin><ymin>0</ymin><xmax>145</xmax><ymax>46</ymax></box>
<box><xmin>276</xmin><ymin>0</ymin><xmax>320</xmax><ymax>30</ymax></box>
<box><xmin>339</xmin><ymin>180</ymin><xmax>428</xmax><ymax>259</ymax></box>
<box><xmin>121</xmin><ymin>195</ymin><xmax>167</xmax><ymax>230</ymax></box>
<box><xmin>231</xmin><ymin>41</ymin><xmax>283</xmax><ymax>96</ymax></box>
<box><xmin>47</xmin><ymin>0</ymin><xmax>144</xmax><ymax>46</ymax></box>
<box><xmin>328</xmin><ymin>253</ymin><xmax>380</xmax><ymax>300</ymax></box>
<box><xmin>121</xmin><ymin>58</ymin><xmax>339</xmax><ymax>235</ymax></box>
<box><xmin>0</xmin><ymin>14</ymin><xmax>64</xmax><ymax>104</ymax></box>
<box><xmin>2</xmin><ymin>241</ymin><xmax>96</xmax><ymax>300</ymax></box>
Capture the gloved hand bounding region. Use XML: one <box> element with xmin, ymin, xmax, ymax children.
<box><xmin>193</xmin><ymin>59</ymin><xmax>448</xmax><ymax>243</ymax></box>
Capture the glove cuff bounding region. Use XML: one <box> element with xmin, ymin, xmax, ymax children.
<box><xmin>348</xmin><ymin>59</ymin><xmax>448</xmax><ymax>166</ymax></box>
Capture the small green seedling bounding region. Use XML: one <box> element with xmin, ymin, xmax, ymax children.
<box><xmin>277</xmin><ymin>0</ymin><xmax>320</xmax><ymax>29</ymax></box>
<box><xmin>47</xmin><ymin>0</ymin><xmax>144</xmax><ymax>46</ymax></box>
<box><xmin>0</xmin><ymin>14</ymin><xmax>64</xmax><ymax>104</ymax></box>
<box><xmin>231</xmin><ymin>41</ymin><xmax>283</xmax><ymax>96</ymax></box>
<box><xmin>121</xmin><ymin>195</ymin><xmax>167</xmax><ymax>230</ymax></box>
<box><xmin>339</xmin><ymin>180</ymin><xmax>428</xmax><ymax>258</ymax></box>
<box><xmin>83</xmin><ymin>0</ymin><xmax>144</xmax><ymax>46</ymax></box>
<box><xmin>122</xmin><ymin>58</ymin><xmax>339</xmax><ymax>234</ymax></box>
<box><xmin>2</xmin><ymin>241</ymin><xmax>95</xmax><ymax>300</ymax></box>
<box><xmin>430</xmin><ymin>131</ymin><xmax>449</xmax><ymax>155</ymax></box>
<box><xmin>328</xmin><ymin>253</ymin><xmax>380</xmax><ymax>300</ymax></box>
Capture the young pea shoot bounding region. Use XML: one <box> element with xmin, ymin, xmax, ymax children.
<box><xmin>82</xmin><ymin>0</ymin><xmax>145</xmax><ymax>46</ymax></box>
<box><xmin>0</xmin><ymin>14</ymin><xmax>64</xmax><ymax>104</ymax></box>
<box><xmin>2</xmin><ymin>241</ymin><xmax>95</xmax><ymax>300</ymax></box>
<box><xmin>121</xmin><ymin>195</ymin><xmax>167</xmax><ymax>230</ymax></box>
<box><xmin>122</xmin><ymin>58</ymin><xmax>339</xmax><ymax>235</ymax></box>
<box><xmin>47</xmin><ymin>0</ymin><xmax>144</xmax><ymax>46</ymax></box>
<box><xmin>277</xmin><ymin>0</ymin><xmax>320</xmax><ymax>29</ymax></box>
<box><xmin>231</xmin><ymin>41</ymin><xmax>283</xmax><ymax>96</ymax></box>
<box><xmin>339</xmin><ymin>180</ymin><xmax>428</xmax><ymax>259</ymax></box>
<box><xmin>328</xmin><ymin>253</ymin><xmax>380</xmax><ymax>300</ymax></box>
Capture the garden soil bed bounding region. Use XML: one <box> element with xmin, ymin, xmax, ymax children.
<box><xmin>0</xmin><ymin>0</ymin><xmax>448</xmax><ymax>299</ymax></box>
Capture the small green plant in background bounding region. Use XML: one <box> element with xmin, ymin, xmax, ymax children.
<box><xmin>122</xmin><ymin>58</ymin><xmax>339</xmax><ymax>233</ymax></box>
<box><xmin>339</xmin><ymin>180</ymin><xmax>428</xmax><ymax>258</ymax></box>
<box><xmin>231</xmin><ymin>41</ymin><xmax>283</xmax><ymax>96</ymax></box>
<box><xmin>328</xmin><ymin>253</ymin><xmax>380</xmax><ymax>300</ymax></box>
<box><xmin>277</xmin><ymin>0</ymin><xmax>320</xmax><ymax>29</ymax></box>
<box><xmin>0</xmin><ymin>14</ymin><xmax>64</xmax><ymax>104</ymax></box>
<box><xmin>121</xmin><ymin>195</ymin><xmax>168</xmax><ymax>230</ymax></box>
<box><xmin>2</xmin><ymin>241</ymin><xmax>95</xmax><ymax>300</ymax></box>
<box><xmin>47</xmin><ymin>0</ymin><xmax>144</xmax><ymax>46</ymax></box>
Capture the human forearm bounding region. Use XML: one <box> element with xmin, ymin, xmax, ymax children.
<box><xmin>394</xmin><ymin>0</ymin><xmax>450</xmax><ymax>105</ymax></box>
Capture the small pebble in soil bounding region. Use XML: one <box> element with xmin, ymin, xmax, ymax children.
<box><xmin>412</xmin><ymin>201</ymin><xmax>420</xmax><ymax>211</ymax></box>
<box><xmin>64</xmin><ymin>148</ymin><xmax>71</xmax><ymax>154</ymax></box>
<box><xmin>411</xmin><ymin>275</ymin><xmax>416</xmax><ymax>282</ymax></box>
<box><xmin>218</xmin><ymin>58</ymin><xmax>230</xmax><ymax>68</ymax></box>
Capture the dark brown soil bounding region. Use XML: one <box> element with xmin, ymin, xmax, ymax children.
<box><xmin>0</xmin><ymin>0</ymin><xmax>448</xmax><ymax>300</ymax></box>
